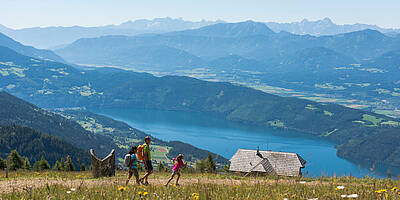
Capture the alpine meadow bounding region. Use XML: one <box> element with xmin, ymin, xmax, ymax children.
<box><xmin>1</xmin><ymin>1</ymin><xmax>400</xmax><ymax>199</ymax></box>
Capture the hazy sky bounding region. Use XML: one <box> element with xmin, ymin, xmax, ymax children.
<box><xmin>1</xmin><ymin>0</ymin><xmax>399</xmax><ymax>29</ymax></box>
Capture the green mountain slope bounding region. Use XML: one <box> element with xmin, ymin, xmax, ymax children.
<box><xmin>0</xmin><ymin>125</ymin><xmax>90</xmax><ymax>167</ymax></box>
<box><xmin>0</xmin><ymin>91</ymin><xmax>120</xmax><ymax>158</ymax></box>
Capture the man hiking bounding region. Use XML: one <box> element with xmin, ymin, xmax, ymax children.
<box><xmin>165</xmin><ymin>154</ymin><xmax>187</xmax><ymax>187</ymax></box>
<box><xmin>139</xmin><ymin>136</ymin><xmax>153</xmax><ymax>185</ymax></box>
<box><xmin>125</xmin><ymin>146</ymin><xmax>140</xmax><ymax>185</ymax></box>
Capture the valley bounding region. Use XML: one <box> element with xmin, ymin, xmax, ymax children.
<box><xmin>1</xmin><ymin>19</ymin><xmax>400</xmax><ymax>178</ymax></box>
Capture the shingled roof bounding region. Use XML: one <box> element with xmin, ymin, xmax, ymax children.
<box><xmin>229</xmin><ymin>149</ymin><xmax>306</xmax><ymax>177</ymax></box>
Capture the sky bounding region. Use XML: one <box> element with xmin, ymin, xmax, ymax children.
<box><xmin>1</xmin><ymin>0</ymin><xmax>400</xmax><ymax>29</ymax></box>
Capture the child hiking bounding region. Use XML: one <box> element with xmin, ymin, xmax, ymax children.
<box><xmin>139</xmin><ymin>136</ymin><xmax>153</xmax><ymax>185</ymax></box>
<box><xmin>125</xmin><ymin>146</ymin><xmax>140</xmax><ymax>185</ymax></box>
<box><xmin>165</xmin><ymin>154</ymin><xmax>186</xmax><ymax>187</ymax></box>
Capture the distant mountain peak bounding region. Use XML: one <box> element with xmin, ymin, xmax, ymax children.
<box><xmin>321</xmin><ymin>17</ymin><xmax>333</xmax><ymax>23</ymax></box>
<box><xmin>266</xmin><ymin>17</ymin><xmax>400</xmax><ymax>36</ymax></box>
<box><xmin>117</xmin><ymin>17</ymin><xmax>223</xmax><ymax>30</ymax></box>
<box><xmin>342</xmin><ymin>28</ymin><xmax>385</xmax><ymax>37</ymax></box>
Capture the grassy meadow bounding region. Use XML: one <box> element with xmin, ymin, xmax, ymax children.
<box><xmin>1</xmin><ymin>171</ymin><xmax>400</xmax><ymax>199</ymax></box>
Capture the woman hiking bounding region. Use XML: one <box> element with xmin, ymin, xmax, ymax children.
<box><xmin>125</xmin><ymin>146</ymin><xmax>140</xmax><ymax>185</ymax></box>
<box><xmin>165</xmin><ymin>154</ymin><xmax>186</xmax><ymax>187</ymax></box>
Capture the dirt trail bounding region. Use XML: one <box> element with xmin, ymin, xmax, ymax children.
<box><xmin>0</xmin><ymin>177</ymin><xmax>308</xmax><ymax>194</ymax></box>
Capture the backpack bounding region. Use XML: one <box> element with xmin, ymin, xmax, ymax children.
<box><xmin>137</xmin><ymin>145</ymin><xmax>144</xmax><ymax>161</ymax></box>
<box><xmin>124</xmin><ymin>154</ymin><xmax>131</xmax><ymax>167</ymax></box>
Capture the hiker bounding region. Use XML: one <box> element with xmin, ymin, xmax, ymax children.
<box><xmin>165</xmin><ymin>154</ymin><xmax>187</xmax><ymax>187</ymax></box>
<box><xmin>139</xmin><ymin>136</ymin><xmax>153</xmax><ymax>185</ymax></box>
<box><xmin>125</xmin><ymin>146</ymin><xmax>140</xmax><ymax>185</ymax></box>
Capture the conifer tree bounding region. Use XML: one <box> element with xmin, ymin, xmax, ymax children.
<box><xmin>196</xmin><ymin>159</ymin><xmax>206</xmax><ymax>173</ymax></box>
<box><xmin>23</xmin><ymin>157</ymin><xmax>31</xmax><ymax>170</ymax></box>
<box><xmin>80</xmin><ymin>163</ymin><xmax>86</xmax><ymax>171</ymax></box>
<box><xmin>60</xmin><ymin>157</ymin><xmax>65</xmax><ymax>169</ymax></box>
<box><xmin>34</xmin><ymin>156</ymin><xmax>50</xmax><ymax>171</ymax></box>
<box><xmin>64</xmin><ymin>156</ymin><xmax>76</xmax><ymax>171</ymax></box>
<box><xmin>53</xmin><ymin>160</ymin><xmax>62</xmax><ymax>171</ymax></box>
<box><xmin>205</xmin><ymin>153</ymin><xmax>216</xmax><ymax>173</ymax></box>
<box><xmin>222</xmin><ymin>164</ymin><xmax>230</xmax><ymax>173</ymax></box>
<box><xmin>0</xmin><ymin>157</ymin><xmax>6</xmax><ymax>170</ymax></box>
<box><xmin>8</xmin><ymin>150</ymin><xmax>24</xmax><ymax>170</ymax></box>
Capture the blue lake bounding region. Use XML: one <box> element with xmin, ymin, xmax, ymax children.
<box><xmin>92</xmin><ymin>108</ymin><xmax>400</xmax><ymax>178</ymax></box>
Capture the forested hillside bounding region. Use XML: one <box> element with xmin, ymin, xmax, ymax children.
<box><xmin>0</xmin><ymin>125</ymin><xmax>90</xmax><ymax>167</ymax></box>
<box><xmin>0</xmin><ymin>91</ymin><xmax>120</xmax><ymax>158</ymax></box>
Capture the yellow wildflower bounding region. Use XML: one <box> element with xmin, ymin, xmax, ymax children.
<box><xmin>118</xmin><ymin>186</ymin><xmax>126</xmax><ymax>192</ymax></box>
<box><xmin>138</xmin><ymin>192</ymin><xmax>142</xmax><ymax>197</ymax></box>
<box><xmin>391</xmin><ymin>186</ymin><xmax>398</xmax><ymax>191</ymax></box>
<box><xmin>375</xmin><ymin>189</ymin><xmax>387</xmax><ymax>194</ymax></box>
<box><xmin>193</xmin><ymin>195</ymin><xmax>199</xmax><ymax>200</ymax></box>
<box><xmin>143</xmin><ymin>192</ymin><xmax>148</xmax><ymax>196</ymax></box>
<box><xmin>192</xmin><ymin>193</ymin><xmax>198</xmax><ymax>197</ymax></box>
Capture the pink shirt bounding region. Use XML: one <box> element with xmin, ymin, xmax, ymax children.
<box><xmin>172</xmin><ymin>158</ymin><xmax>185</xmax><ymax>172</ymax></box>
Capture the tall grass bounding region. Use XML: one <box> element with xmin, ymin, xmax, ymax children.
<box><xmin>1</xmin><ymin>171</ymin><xmax>400</xmax><ymax>199</ymax></box>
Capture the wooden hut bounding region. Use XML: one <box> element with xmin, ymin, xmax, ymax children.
<box><xmin>229</xmin><ymin>148</ymin><xmax>306</xmax><ymax>177</ymax></box>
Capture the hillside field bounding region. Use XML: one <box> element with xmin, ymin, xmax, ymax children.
<box><xmin>1</xmin><ymin>171</ymin><xmax>400</xmax><ymax>199</ymax></box>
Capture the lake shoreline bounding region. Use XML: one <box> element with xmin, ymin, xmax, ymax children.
<box><xmin>89</xmin><ymin>106</ymin><xmax>400</xmax><ymax>178</ymax></box>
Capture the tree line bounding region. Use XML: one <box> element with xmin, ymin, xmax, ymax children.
<box><xmin>0</xmin><ymin>150</ymin><xmax>85</xmax><ymax>171</ymax></box>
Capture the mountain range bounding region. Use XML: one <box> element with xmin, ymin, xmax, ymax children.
<box><xmin>56</xmin><ymin>21</ymin><xmax>400</xmax><ymax>66</ymax></box>
<box><xmin>1</xmin><ymin>17</ymin><xmax>399</xmax><ymax>49</ymax></box>
<box><xmin>265</xmin><ymin>18</ymin><xmax>400</xmax><ymax>36</ymax></box>
<box><xmin>0</xmin><ymin>18</ymin><xmax>223</xmax><ymax>49</ymax></box>
<box><xmin>54</xmin><ymin>21</ymin><xmax>400</xmax><ymax>112</ymax></box>
<box><xmin>0</xmin><ymin>43</ymin><xmax>399</xmax><ymax>168</ymax></box>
